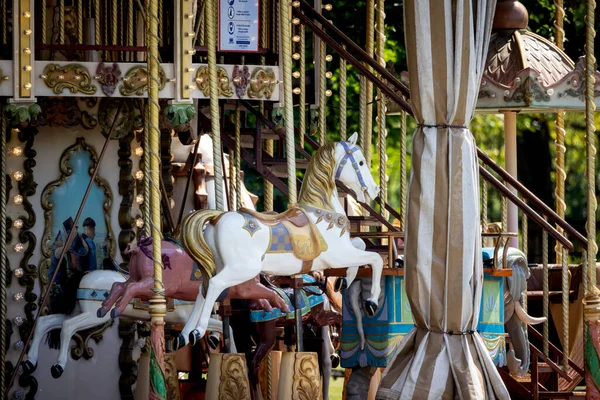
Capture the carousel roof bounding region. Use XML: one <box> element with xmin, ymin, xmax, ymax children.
<box><xmin>387</xmin><ymin>0</ymin><xmax>600</xmax><ymax>114</ymax></box>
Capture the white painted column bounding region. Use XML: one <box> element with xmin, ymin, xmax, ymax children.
<box><xmin>504</xmin><ymin>111</ymin><xmax>519</xmax><ymax>248</ymax></box>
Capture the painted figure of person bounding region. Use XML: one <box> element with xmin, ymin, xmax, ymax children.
<box><xmin>81</xmin><ymin>217</ymin><xmax>97</xmax><ymax>271</ymax></box>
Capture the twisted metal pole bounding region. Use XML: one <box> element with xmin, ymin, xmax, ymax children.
<box><xmin>554</xmin><ymin>0</ymin><xmax>566</xmax><ymax>264</ymax></box>
<box><xmin>542</xmin><ymin>227</ymin><xmax>549</xmax><ymax>356</ymax></box>
<box><xmin>299</xmin><ymin>24</ymin><xmax>306</xmax><ymax>147</ymax></box>
<box><xmin>375</xmin><ymin>0</ymin><xmax>386</xmax><ymax>217</ymax></box>
<box><xmin>146</xmin><ymin>0</ymin><xmax>167</xmax><ymax>378</ymax></box>
<box><xmin>235</xmin><ymin>106</ymin><xmax>242</xmax><ymax>210</ymax></box>
<box><xmin>400</xmin><ymin>110</ymin><xmax>407</xmax><ymax>229</ymax></box>
<box><xmin>283</xmin><ymin>0</ymin><xmax>297</xmax><ymax>204</ymax></box>
<box><xmin>364</xmin><ymin>0</ymin><xmax>375</xmax><ymax>165</ymax></box>
<box><xmin>0</xmin><ymin>111</ymin><xmax>7</xmax><ymax>398</ymax></box>
<box><xmin>339</xmin><ymin>45</ymin><xmax>347</xmax><ymax>141</ymax></box>
<box><xmin>207</xmin><ymin>0</ymin><xmax>224</xmax><ymax>212</ymax></box>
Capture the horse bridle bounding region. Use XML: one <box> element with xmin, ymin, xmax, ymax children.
<box><xmin>335</xmin><ymin>141</ymin><xmax>368</xmax><ymax>194</ymax></box>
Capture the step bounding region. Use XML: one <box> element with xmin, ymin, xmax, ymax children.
<box><xmin>267</xmin><ymin>160</ymin><xmax>310</xmax><ymax>177</ymax></box>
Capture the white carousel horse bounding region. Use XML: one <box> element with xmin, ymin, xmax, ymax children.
<box><xmin>23</xmin><ymin>270</ymin><xmax>235</xmax><ymax>379</ymax></box>
<box><xmin>177</xmin><ymin>132</ymin><xmax>383</xmax><ymax>349</ymax></box>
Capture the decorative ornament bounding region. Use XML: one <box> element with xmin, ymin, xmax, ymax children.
<box><xmin>195</xmin><ymin>66</ymin><xmax>234</xmax><ymax>97</ymax></box>
<box><xmin>2</xmin><ymin>104</ymin><xmax>42</xmax><ymax>129</ymax></box>
<box><xmin>14</xmin><ymin>268</ymin><xmax>24</xmax><ymax>278</ymax></box>
<box><xmin>232</xmin><ymin>65</ymin><xmax>251</xmax><ymax>97</ymax></box>
<box><xmin>164</xmin><ymin>104</ymin><xmax>197</xmax><ymax>132</ymax></box>
<box><xmin>13</xmin><ymin>292</ymin><xmax>24</xmax><ymax>301</ymax></box>
<box><xmin>42</xmin><ymin>63</ymin><xmax>97</xmax><ymax>95</ymax></box>
<box><xmin>248</xmin><ymin>68</ymin><xmax>277</xmax><ymax>99</ymax></box>
<box><xmin>95</xmin><ymin>62</ymin><xmax>122</xmax><ymax>96</ymax></box>
<box><xmin>120</xmin><ymin>66</ymin><xmax>167</xmax><ymax>96</ymax></box>
<box><xmin>98</xmin><ymin>98</ymin><xmax>143</xmax><ymax>139</ymax></box>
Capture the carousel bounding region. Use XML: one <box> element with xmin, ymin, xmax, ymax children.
<box><xmin>0</xmin><ymin>0</ymin><xmax>598</xmax><ymax>399</ymax></box>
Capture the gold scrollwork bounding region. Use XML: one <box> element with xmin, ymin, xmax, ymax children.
<box><xmin>248</xmin><ymin>68</ymin><xmax>277</xmax><ymax>100</ymax></box>
<box><xmin>120</xmin><ymin>66</ymin><xmax>167</xmax><ymax>96</ymax></box>
<box><xmin>195</xmin><ymin>66</ymin><xmax>234</xmax><ymax>97</ymax></box>
<box><xmin>292</xmin><ymin>353</ymin><xmax>322</xmax><ymax>400</ymax></box>
<box><xmin>39</xmin><ymin>137</ymin><xmax>115</xmax><ymax>290</ymax></box>
<box><xmin>42</xmin><ymin>63</ymin><xmax>97</xmax><ymax>95</ymax></box>
<box><xmin>218</xmin><ymin>354</ymin><xmax>251</xmax><ymax>400</ymax></box>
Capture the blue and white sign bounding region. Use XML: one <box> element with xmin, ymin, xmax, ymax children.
<box><xmin>219</xmin><ymin>0</ymin><xmax>259</xmax><ymax>52</ymax></box>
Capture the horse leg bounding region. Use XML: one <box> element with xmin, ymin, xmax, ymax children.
<box><xmin>321</xmin><ymin>326</ymin><xmax>332</xmax><ymax>400</ymax></box>
<box><xmin>98</xmin><ymin>280</ymin><xmax>127</xmax><ymax>317</ymax></box>
<box><xmin>23</xmin><ymin>314</ymin><xmax>66</xmax><ymax>374</ymax></box>
<box><xmin>250</xmin><ymin>320</ymin><xmax>277</xmax><ymax>384</ymax></box>
<box><xmin>111</xmin><ymin>276</ymin><xmax>154</xmax><ymax>318</ymax></box>
<box><xmin>52</xmin><ymin>311</ymin><xmax>110</xmax><ymax>378</ymax></box>
<box><xmin>188</xmin><ymin>264</ymin><xmax>260</xmax><ymax>346</ymax></box>
<box><xmin>348</xmin><ymin>281</ymin><xmax>366</xmax><ymax>351</ymax></box>
<box><xmin>206</xmin><ymin>317</ymin><xmax>238</xmax><ymax>353</ymax></box>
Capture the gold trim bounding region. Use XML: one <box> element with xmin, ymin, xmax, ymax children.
<box><xmin>42</xmin><ymin>63</ymin><xmax>97</xmax><ymax>95</ymax></box>
<box><xmin>218</xmin><ymin>354</ymin><xmax>251</xmax><ymax>400</ymax></box>
<box><xmin>195</xmin><ymin>66</ymin><xmax>233</xmax><ymax>97</ymax></box>
<box><xmin>248</xmin><ymin>67</ymin><xmax>276</xmax><ymax>99</ymax></box>
<box><xmin>120</xmin><ymin>66</ymin><xmax>167</xmax><ymax>96</ymax></box>
<box><xmin>39</xmin><ymin>137</ymin><xmax>115</xmax><ymax>290</ymax></box>
<box><xmin>292</xmin><ymin>353</ymin><xmax>321</xmax><ymax>400</ymax></box>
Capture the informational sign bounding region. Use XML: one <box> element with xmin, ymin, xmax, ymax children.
<box><xmin>219</xmin><ymin>0</ymin><xmax>260</xmax><ymax>52</ymax></box>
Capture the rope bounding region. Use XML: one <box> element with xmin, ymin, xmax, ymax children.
<box><xmin>78</xmin><ymin>0</ymin><xmax>83</xmax><ymax>43</ymax></box>
<box><xmin>375</xmin><ymin>0</ymin><xmax>386</xmax><ymax>217</ymax></box>
<box><xmin>542</xmin><ymin>227</ymin><xmax>549</xmax><ymax>356</ymax></box>
<box><xmin>60</xmin><ymin>0</ymin><xmax>65</xmax><ymax>44</ymax></box>
<box><xmin>583</xmin><ymin>249</ymin><xmax>589</xmax><ymax>293</ymax></box>
<box><xmin>128</xmin><ymin>0</ymin><xmax>134</xmax><ymax>60</ymax></box>
<box><xmin>41</xmin><ymin>0</ymin><xmax>47</xmax><ymax>44</ymax></box>
<box><xmin>299</xmin><ymin>24</ymin><xmax>306</xmax><ymax>148</ymax></box>
<box><xmin>147</xmin><ymin>0</ymin><xmax>166</xmax><ymax>299</ymax></box>
<box><xmin>562</xmin><ymin>246</ymin><xmax>569</xmax><ymax>370</ymax></box>
<box><xmin>554</xmin><ymin>0</ymin><xmax>566</xmax><ymax>264</ymax></box>
<box><xmin>158</xmin><ymin>0</ymin><xmax>163</xmax><ymax>45</ymax></box>
<box><xmin>400</xmin><ymin>111</ymin><xmax>407</xmax><ymax>230</ymax></box>
<box><xmin>235</xmin><ymin>107</ymin><xmax>242</xmax><ymax>210</ymax></box>
<box><xmin>281</xmin><ymin>0</ymin><xmax>297</xmax><ymax>204</ymax></box>
<box><xmin>207</xmin><ymin>0</ymin><xmax>225</xmax><ymax>211</ymax></box>
<box><xmin>0</xmin><ymin>111</ymin><xmax>7</xmax><ymax>397</ymax></box>
<box><xmin>364</xmin><ymin>0</ymin><xmax>375</xmax><ymax>166</ymax></box>
<box><xmin>198</xmin><ymin>0</ymin><xmax>205</xmax><ymax>46</ymax></box>
<box><xmin>501</xmin><ymin>184</ymin><xmax>507</xmax><ymax>233</ymax></box>
<box><xmin>143</xmin><ymin>111</ymin><xmax>151</xmax><ymax>235</ymax></box>
<box><xmin>585</xmin><ymin>0</ymin><xmax>597</xmax><ymax>288</ymax></box>
<box><xmin>318</xmin><ymin>35</ymin><xmax>326</xmax><ymax>145</ymax></box>
<box><xmin>339</xmin><ymin>45</ymin><xmax>347</xmax><ymax>141</ymax></box>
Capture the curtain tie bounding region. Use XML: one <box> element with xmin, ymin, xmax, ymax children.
<box><xmin>418</xmin><ymin>124</ymin><xmax>468</xmax><ymax>130</ymax></box>
<box><xmin>414</xmin><ymin>325</ymin><xmax>476</xmax><ymax>336</ymax></box>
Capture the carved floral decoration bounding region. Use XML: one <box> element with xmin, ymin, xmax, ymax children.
<box><xmin>219</xmin><ymin>354</ymin><xmax>251</xmax><ymax>400</ymax></box>
<box><xmin>95</xmin><ymin>63</ymin><xmax>122</xmax><ymax>96</ymax></box>
<box><xmin>232</xmin><ymin>65</ymin><xmax>251</xmax><ymax>97</ymax></box>
<box><xmin>195</xmin><ymin>66</ymin><xmax>234</xmax><ymax>97</ymax></box>
<box><xmin>248</xmin><ymin>68</ymin><xmax>277</xmax><ymax>100</ymax></box>
<box><xmin>120</xmin><ymin>66</ymin><xmax>167</xmax><ymax>96</ymax></box>
<box><xmin>42</xmin><ymin>63</ymin><xmax>97</xmax><ymax>95</ymax></box>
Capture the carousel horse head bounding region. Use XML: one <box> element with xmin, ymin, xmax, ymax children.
<box><xmin>332</xmin><ymin>132</ymin><xmax>379</xmax><ymax>203</ymax></box>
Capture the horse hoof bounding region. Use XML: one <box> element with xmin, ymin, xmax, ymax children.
<box><xmin>174</xmin><ymin>334</ymin><xmax>187</xmax><ymax>350</ymax></box>
<box><xmin>334</xmin><ymin>277</ymin><xmax>347</xmax><ymax>292</ymax></box>
<box><xmin>365</xmin><ymin>301</ymin><xmax>378</xmax><ymax>317</ymax></box>
<box><xmin>110</xmin><ymin>308</ymin><xmax>120</xmax><ymax>319</ymax></box>
<box><xmin>189</xmin><ymin>330</ymin><xmax>201</xmax><ymax>346</ymax></box>
<box><xmin>394</xmin><ymin>258</ymin><xmax>404</xmax><ymax>268</ymax></box>
<box><xmin>207</xmin><ymin>335</ymin><xmax>220</xmax><ymax>350</ymax></box>
<box><xmin>331</xmin><ymin>353</ymin><xmax>340</xmax><ymax>369</ymax></box>
<box><xmin>51</xmin><ymin>364</ymin><xmax>64</xmax><ymax>379</ymax></box>
<box><xmin>22</xmin><ymin>360</ymin><xmax>36</xmax><ymax>375</ymax></box>
<box><xmin>97</xmin><ymin>308</ymin><xmax>107</xmax><ymax>318</ymax></box>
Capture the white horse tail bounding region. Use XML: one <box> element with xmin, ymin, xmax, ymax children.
<box><xmin>180</xmin><ymin>209</ymin><xmax>224</xmax><ymax>295</ymax></box>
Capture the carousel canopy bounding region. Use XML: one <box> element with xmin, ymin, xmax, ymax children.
<box><xmin>388</xmin><ymin>0</ymin><xmax>600</xmax><ymax>114</ymax></box>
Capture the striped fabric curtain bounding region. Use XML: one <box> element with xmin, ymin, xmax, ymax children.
<box><xmin>376</xmin><ymin>0</ymin><xmax>509</xmax><ymax>399</ymax></box>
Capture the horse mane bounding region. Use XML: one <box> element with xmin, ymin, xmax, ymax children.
<box><xmin>298</xmin><ymin>142</ymin><xmax>337</xmax><ymax>211</ymax></box>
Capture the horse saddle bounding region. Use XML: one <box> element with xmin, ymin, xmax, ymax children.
<box><xmin>239</xmin><ymin>205</ymin><xmax>328</xmax><ymax>266</ymax></box>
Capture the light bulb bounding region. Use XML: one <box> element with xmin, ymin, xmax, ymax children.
<box><xmin>13</xmin><ymin>195</ymin><xmax>23</xmax><ymax>205</ymax></box>
<box><xmin>14</xmin><ymin>268</ymin><xmax>24</xmax><ymax>278</ymax></box>
<box><xmin>12</xmin><ymin>171</ymin><xmax>24</xmax><ymax>181</ymax></box>
<box><xmin>13</xmin><ymin>219</ymin><xmax>24</xmax><ymax>229</ymax></box>
<box><xmin>14</xmin><ymin>243</ymin><xmax>24</xmax><ymax>252</ymax></box>
<box><xmin>11</xmin><ymin>146</ymin><xmax>23</xmax><ymax>156</ymax></box>
<box><xmin>293</xmin><ymin>71</ymin><xmax>301</xmax><ymax>78</ymax></box>
<box><xmin>13</xmin><ymin>316</ymin><xmax>24</xmax><ymax>326</ymax></box>
<box><xmin>292</xmin><ymin>35</ymin><xmax>301</xmax><ymax>42</ymax></box>
<box><xmin>292</xmin><ymin>18</ymin><xmax>300</xmax><ymax>25</ymax></box>
<box><xmin>326</xmin><ymin>71</ymin><xmax>333</xmax><ymax>78</ymax></box>
<box><xmin>325</xmin><ymin>89</ymin><xmax>332</xmax><ymax>97</ymax></box>
<box><xmin>293</xmin><ymin>87</ymin><xmax>301</xmax><ymax>95</ymax></box>
<box><xmin>13</xmin><ymin>292</ymin><xmax>24</xmax><ymax>301</ymax></box>
<box><xmin>325</xmin><ymin>55</ymin><xmax>333</xmax><ymax>62</ymax></box>
<box><xmin>323</xmin><ymin>4</ymin><xmax>333</xmax><ymax>10</ymax></box>
<box><xmin>292</xmin><ymin>53</ymin><xmax>300</xmax><ymax>60</ymax></box>
<box><xmin>135</xmin><ymin>171</ymin><xmax>144</xmax><ymax>180</ymax></box>
<box><xmin>14</xmin><ymin>341</ymin><xmax>25</xmax><ymax>351</ymax></box>
<box><xmin>136</xmin><ymin>194</ymin><xmax>144</xmax><ymax>204</ymax></box>
<box><xmin>135</xmin><ymin>218</ymin><xmax>144</xmax><ymax>228</ymax></box>
<box><xmin>134</xmin><ymin>147</ymin><xmax>144</xmax><ymax>156</ymax></box>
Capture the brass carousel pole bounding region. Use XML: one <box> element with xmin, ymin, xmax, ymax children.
<box><xmin>0</xmin><ymin>110</ymin><xmax>7</xmax><ymax>399</ymax></box>
<box><xmin>146</xmin><ymin>0</ymin><xmax>167</xmax><ymax>396</ymax></box>
<box><xmin>583</xmin><ymin>0</ymin><xmax>600</xmax><ymax>395</ymax></box>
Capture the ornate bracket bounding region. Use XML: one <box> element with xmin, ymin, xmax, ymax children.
<box><xmin>248</xmin><ymin>68</ymin><xmax>277</xmax><ymax>100</ymax></box>
<box><xmin>70</xmin><ymin>320</ymin><xmax>115</xmax><ymax>360</ymax></box>
<box><xmin>42</xmin><ymin>63</ymin><xmax>97</xmax><ymax>95</ymax></box>
<box><xmin>195</xmin><ymin>66</ymin><xmax>234</xmax><ymax>97</ymax></box>
<box><xmin>95</xmin><ymin>63</ymin><xmax>122</xmax><ymax>97</ymax></box>
<box><xmin>98</xmin><ymin>99</ymin><xmax>143</xmax><ymax>140</ymax></box>
<box><xmin>120</xmin><ymin>66</ymin><xmax>167</xmax><ymax>96</ymax></box>
<box><xmin>164</xmin><ymin>104</ymin><xmax>196</xmax><ymax>132</ymax></box>
<box><xmin>232</xmin><ymin>65</ymin><xmax>251</xmax><ymax>98</ymax></box>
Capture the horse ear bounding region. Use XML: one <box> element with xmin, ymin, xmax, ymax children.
<box><xmin>348</xmin><ymin>132</ymin><xmax>358</xmax><ymax>145</ymax></box>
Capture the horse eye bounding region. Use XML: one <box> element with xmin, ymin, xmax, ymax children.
<box><xmin>359</xmin><ymin>161</ymin><xmax>364</xmax><ymax>166</ymax></box>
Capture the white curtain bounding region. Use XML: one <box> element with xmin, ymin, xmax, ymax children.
<box><xmin>376</xmin><ymin>0</ymin><xmax>509</xmax><ymax>398</ymax></box>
